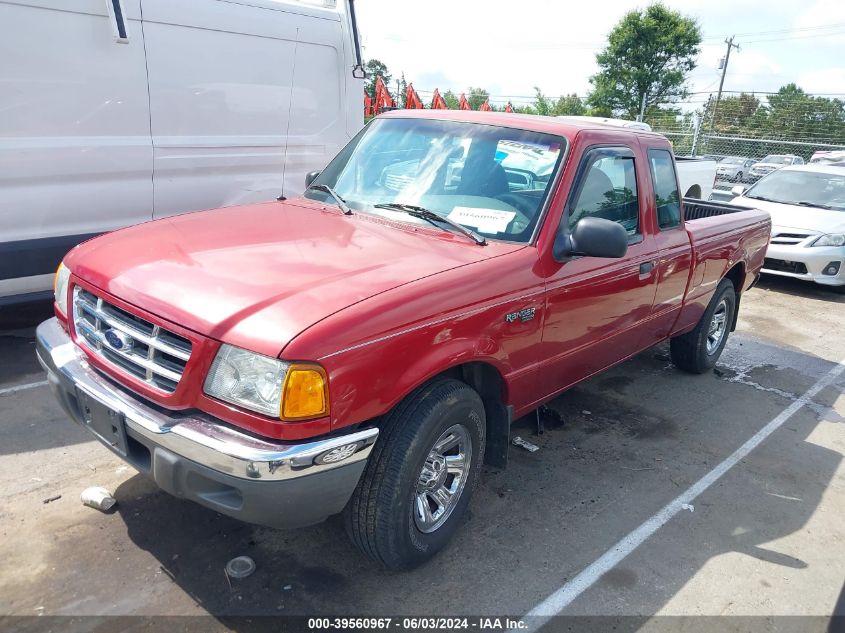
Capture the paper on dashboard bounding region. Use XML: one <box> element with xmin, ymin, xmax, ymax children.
<box><xmin>447</xmin><ymin>207</ymin><xmax>516</xmax><ymax>234</ymax></box>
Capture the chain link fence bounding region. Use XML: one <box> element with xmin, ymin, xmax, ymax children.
<box><xmin>646</xmin><ymin>93</ymin><xmax>845</xmax><ymax>199</ymax></box>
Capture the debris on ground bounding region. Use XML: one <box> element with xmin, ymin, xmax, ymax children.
<box><xmin>42</xmin><ymin>495</ymin><xmax>61</xmax><ymax>504</ymax></box>
<box><xmin>80</xmin><ymin>486</ymin><xmax>117</xmax><ymax>512</ymax></box>
<box><xmin>582</xmin><ymin>410</ymin><xmax>592</xmax><ymax>416</ymax></box>
<box><xmin>512</xmin><ymin>436</ymin><xmax>539</xmax><ymax>452</ymax></box>
<box><xmin>225</xmin><ymin>556</ymin><xmax>256</xmax><ymax>579</ymax></box>
<box><xmin>681</xmin><ymin>503</ymin><xmax>695</xmax><ymax>512</ymax></box>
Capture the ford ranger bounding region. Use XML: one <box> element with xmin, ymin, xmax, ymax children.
<box><xmin>37</xmin><ymin>111</ymin><xmax>770</xmax><ymax>569</ymax></box>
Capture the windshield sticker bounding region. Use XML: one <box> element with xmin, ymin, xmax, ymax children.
<box><xmin>448</xmin><ymin>207</ymin><xmax>516</xmax><ymax>234</ymax></box>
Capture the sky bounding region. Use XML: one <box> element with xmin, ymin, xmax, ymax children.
<box><xmin>355</xmin><ymin>0</ymin><xmax>845</xmax><ymax>109</ymax></box>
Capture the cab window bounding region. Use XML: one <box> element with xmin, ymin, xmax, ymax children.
<box><xmin>648</xmin><ymin>149</ymin><xmax>681</xmax><ymax>229</ymax></box>
<box><xmin>568</xmin><ymin>148</ymin><xmax>639</xmax><ymax>236</ymax></box>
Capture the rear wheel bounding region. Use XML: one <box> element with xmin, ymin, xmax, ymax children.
<box><xmin>344</xmin><ymin>379</ymin><xmax>485</xmax><ymax>570</ymax></box>
<box><xmin>670</xmin><ymin>279</ymin><xmax>736</xmax><ymax>373</ymax></box>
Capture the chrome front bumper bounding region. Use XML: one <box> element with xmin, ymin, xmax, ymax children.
<box><xmin>36</xmin><ymin>317</ymin><xmax>378</xmax><ymax>528</ymax></box>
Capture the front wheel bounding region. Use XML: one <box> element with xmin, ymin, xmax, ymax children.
<box><xmin>670</xmin><ymin>279</ymin><xmax>736</xmax><ymax>373</ymax></box>
<box><xmin>344</xmin><ymin>379</ymin><xmax>485</xmax><ymax>570</ymax></box>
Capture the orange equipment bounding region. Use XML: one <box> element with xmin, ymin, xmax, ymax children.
<box><xmin>373</xmin><ymin>76</ymin><xmax>395</xmax><ymax>114</ymax></box>
<box><xmin>405</xmin><ymin>83</ymin><xmax>424</xmax><ymax>109</ymax></box>
<box><xmin>430</xmin><ymin>88</ymin><xmax>448</xmax><ymax>110</ymax></box>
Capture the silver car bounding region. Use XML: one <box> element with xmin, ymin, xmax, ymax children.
<box><xmin>716</xmin><ymin>156</ymin><xmax>755</xmax><ymax>182</ymax></box>
<box><xmin>730</xmin><ymin>164</ymin><xmax>845</xmax><ymax>291</ymax></box>
<box><xmin>748</xmin><ymin>154</ymin><xmax>805</xmax><ymax>182</ymax></box>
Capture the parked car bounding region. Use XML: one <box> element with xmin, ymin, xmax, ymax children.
<box><xmin>716</xmin><ymin>156</ymin><xmax>756</xmax><ymax>182</ymax></box>
<box><xmin>38</xmin><ymin>111</ymin><xmax>770</xmax><ymax>569</ymax></box>
<box><xmin>729</xmin><ymin>164</ymin><xmax>845</xmax><ymax>291</ymax></box>
<box><xmin>0</xmin><ymin>0</ymin><xmax>365</xmax><ymax>305</ymax></box>
<box><xmin>748</xmin><ymin>154</ymin><xmax>805</xmax><ymax>182</ymax></box>
<box><xmin>810</xmin><ymin>150</ymin><xmax>845</xmax><ymax>164</ymax></box>
<box><xmin>556</xmin><ymin>117</ymin><xmax>717</xmax><ymax>198</ymax></box>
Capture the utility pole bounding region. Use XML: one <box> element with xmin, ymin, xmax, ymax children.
<box><xmin>637</xmin><ymin>90</ymin><xmax>648</xmax><ymax>123</ymax></box>
<box><xmin>709</xmin><ymin>36</ymin><xmax>740</xmax><ymax>134</ymax></box>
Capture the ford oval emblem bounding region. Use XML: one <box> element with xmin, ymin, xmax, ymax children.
<box><xmin>104</xmin><ymin>329</ymin><xmax>133</xmax><ymax>352</ymax></box>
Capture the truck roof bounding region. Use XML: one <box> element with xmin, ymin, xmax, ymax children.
<box><xmin>379</xmin><ymin>109</ymin><xmax>665</xmax><ymax>140</ymax></box>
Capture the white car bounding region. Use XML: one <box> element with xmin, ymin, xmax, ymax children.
<box><xmin>747</xmin><ymin>154</ymin><xmax>804</xmax><ymax>182</ymax></box>
<box><xmin>729</xmin><ymin>165</ymin><xmax>845</xmax><ymax>291</ymax></box>
<box><xmin>0</xmin><ymin>0</ymin><xmax>364</xmax><ymax>304</ymax></box>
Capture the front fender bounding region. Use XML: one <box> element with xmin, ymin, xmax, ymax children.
<box><xmin>322</xmin><ymin>326</ymin><xmax>516</xmax><ymax>432</ymax></box>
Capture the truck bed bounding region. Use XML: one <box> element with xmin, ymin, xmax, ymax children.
<box><xmin>682</xmin><ymin>198</ymin><xmax>754</xmax><ymax>221</ymax></box>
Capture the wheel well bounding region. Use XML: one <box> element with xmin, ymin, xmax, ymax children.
<box><xmin>723</xmin><ymin>262</ymin><xmax>745</xmax><ymax>331</ymax></box>
<box><xmin>685</xmin><ymin>184</ymin><xmax>702</xmax><ymax>199</ymax></box>
<box><xmin>427</xmin><ymin>362</ymin><xmax>511</xmax><ymax>469</ymax></box>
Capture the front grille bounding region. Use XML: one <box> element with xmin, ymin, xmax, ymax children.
<box><xmin>383</xmin><ymin>173</ymin><xmax>413</xmax><ymax>191</ymax></box>
<box><xmin>763</xmin><ymin>258</ymin><xmax>808</xmax><ymax>275</ymax></box>
<box><xmin>72</xmin><ymin>287</ymin><xmax>192</xmax><ymax>393</ymax></box>
<box><xmin>770</xmin><ymin>232</ymin><xmax>811</xmax><ymax>245</ymax></box>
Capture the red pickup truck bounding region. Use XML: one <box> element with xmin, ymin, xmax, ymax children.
<box><xmin>37</xmin><ymin>111</ymin><xmax>770</xmax><ymax>569</ymax></box>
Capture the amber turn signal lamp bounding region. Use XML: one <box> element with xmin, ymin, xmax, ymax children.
<box><xmin>280</xmin><ymin>364</ymin><xmax>329</xmax><ymax>421</ymax></box>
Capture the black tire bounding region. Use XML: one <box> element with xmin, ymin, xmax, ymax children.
<box><xmin>735</xmin><ymin>172</ymin><xmax>743</xmax><ymax>182</ymax></box>
<box><xmin>344</xmin><ymin>378</ymin><xmax>486</xmax><ymax>570</ymax></box>
<box><xmin>670</xmin><ymin>279</ymin><xmax>736</xmax><ymax>374</ymax></box>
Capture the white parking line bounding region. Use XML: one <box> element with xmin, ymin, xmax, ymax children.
<box><xmin>0</xmin><ymin>380</ymin><xmax>48</xmax><ymax>396</ymax></box>
<box><xmin>521</xmin><ymin>356</ymin><xmax>845</xmax><ymax>631</ymax></box>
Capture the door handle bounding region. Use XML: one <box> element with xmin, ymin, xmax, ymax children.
<box><xmin>639</xmin><ymin>261</ymin><xmax>655</xmax><ymax>275</ymax></box>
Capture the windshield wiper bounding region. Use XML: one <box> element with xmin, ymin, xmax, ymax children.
<box><xmin>796</xmin><ymin>201</ymin><xmax>835</xmax><ymax>210</ymax></box>
<box><xmin>307</xmin><ymin>184</ymin><xmax>352</xmax><ymax>215</ymax></box>
<box><xmin>374</xmin><ymin>203</ymin><xmax>486</xmax><ymax>245</ymax></box>
<box><xmin>745</xmin><ymin>194</ymin><xmax>782</xmax><ymax>203</ymax></box>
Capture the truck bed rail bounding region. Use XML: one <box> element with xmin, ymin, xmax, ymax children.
<box><xmin>683</xmin><ymin>198</ymin><xmax>753</xmax><ymax>221</ymax></box>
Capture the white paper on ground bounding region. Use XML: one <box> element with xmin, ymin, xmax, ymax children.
<box><xmin>447</xmin><ymin>207</ymin><xmax>516</xmax><ymax>234</ymax></box>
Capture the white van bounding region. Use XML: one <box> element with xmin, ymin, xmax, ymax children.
<box><xmin>0</xmin><ymin>0</ymin><xmax>364</xmax><ymax>303</ymax></box>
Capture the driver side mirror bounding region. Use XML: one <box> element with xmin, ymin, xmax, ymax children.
<box><xmin>731</xmin><ymin>184</ymin><xmax>747</xmax><ymax>197</ymax></box>
<box><xmin>305</xmin><ymin>170</ymin><xmax>321</xmax><ymax>188</ymax></box>
<box><xmin>553</xmin><ymin>217</ymin><xmax>628</xmax><ymax>261</ymax></box>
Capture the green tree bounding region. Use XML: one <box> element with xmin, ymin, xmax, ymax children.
<box><xmin>534</xmin><ymin>88</ymin><xmax>586</xmax><ymax>116</ymax></box>
<box><xmin>467</xmin><ymin>87</ymin><xmax>490</xmax><ymax>111</ymax></box>
<box><xmin>364</xmin><ymin>59</ymin><xmax>392</xmax><ymax>99</ymax></box>
<box><xmin>764</xmin><ymin>83</ymin><xmax>845</xmax><ymax>142</ymax></box>
<box><xmin>587</xmin><ymin>3</ymin><xmax>701</xmax><ymax>119</ymax></box>
<box><xmin>552</xmin><ymin>93</ymin><xmax>587</xmax><ymax>116</ymax></box>
<box><xmin>442</xmin><ymin>90</ymin><xmax>460</xmax><ymax>110</ymax></box>
<box><xmin>533</xmin><ymin>87</ymin><xmax>553</xmax><ymax>116</ymax></box>
<box><xmin>397</xmin><ymin>72</ymin><xmax>408</xmax><ymax>109</ymax></box>
<box><xmin>702</xmin><ymin>93</ymin><xmax>764</xmax><ymax>135</ymax></box>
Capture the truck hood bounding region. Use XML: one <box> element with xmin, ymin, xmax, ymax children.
<box><xmin>65</xmin><ymin>200</ymin><xmax>518</xmax><ymax>357</ymax></box>
<box><xmin>734</xmin><ymin>197</ymin><xmax>845</xmax><ymax>235</ymax></box>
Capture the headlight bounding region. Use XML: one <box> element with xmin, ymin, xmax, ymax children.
<box><xmin>54</xmin><ymin>263</ymin><xmax>71</xmax><ymax>315</ymax></box>
<box><xmin>811</xmin><ymin>233</ymin><xmax>845</xmax><ymax>247</ymax></box>
<box><xmin>204</xmin><ymin>344</ymin><xmax>328</xmax><ymax>420</ymax></box>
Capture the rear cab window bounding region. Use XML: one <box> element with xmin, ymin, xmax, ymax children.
<box><xmin>647</xmin><ymin>149</ymin><xmax>681</xmax><ymax>230</ymax></box>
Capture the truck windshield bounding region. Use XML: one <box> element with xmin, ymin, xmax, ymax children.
<box><xmin>304</xmin><ymin>117</ymin><xmax>567</xmax><ymax>243</ymax></box>
<box><xmin>745</xmin><ymin>170</ymin><xmax>845</xmax><ymax>211</ymax></box>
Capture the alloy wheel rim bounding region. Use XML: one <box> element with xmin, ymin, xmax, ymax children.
<box><xmin>413</xmin><ymin>423</ymin><xmax>472</xmax><ymax>534</ymax></box>
<box><xmin>706</xmin><ymin>299</ymin><xmax>728</xmax><ymax>354</ymax></box>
